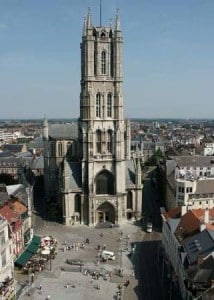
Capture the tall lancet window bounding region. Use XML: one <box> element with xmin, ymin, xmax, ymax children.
<box><xmin>107</xmin><ymin>130</ymin><xmax>113</xmax><ymax>153</ymax></box>
<box><xmin>107</xmin><ymin>93</ymin><xmax>112</xmax><ymax>117</ymax></box>
<box><xmin>96</xmin><ymin>93</ymin><xmax>101</xmax><ymax>118</ymax></box>
<box><xmin>101</xmin><ymin>51</ymin><xmax>106</xmax><ymax>74</ymax></box>
<box><xmin>58</xmin><ymin>142</ymin><xmax>63</xmax><ymax>157</ymax></box>
<box><xmin>96</xmin><ymin>130</ymin><xmax>102</xmax><ymax>153</ymax></box>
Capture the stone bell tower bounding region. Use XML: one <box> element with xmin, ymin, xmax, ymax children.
<box><xmin>79</xmin><ymin>9</ymin><xmax>131</xmax><ymax>225</ymax></box>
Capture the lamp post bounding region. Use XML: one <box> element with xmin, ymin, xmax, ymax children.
<box><xmin>49</xmin><ymin>249</ymin><xmax>52</xmax><ymax>271</ymax></box>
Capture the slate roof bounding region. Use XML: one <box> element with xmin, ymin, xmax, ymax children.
<box><xmin>63</xmin><ymin>161</ymin><xmax>82</xmax><ymax>190</ymax></box>
<box><xmin>0</xmin><ymin>156</ymin><xmax>20</xmax><ymax>167</ymax></box>
<box><xmin>182</xmin><ymin>229</ymin><xmax>214</xmax><ymax>265</ymax></box>
<box><xmin>126</xmin><ymin>159</ymin><xmax>136</xmax><ymax>186</ymax></box>
<box><xmin>171</xmin><ymin>155</ymin><xmax>214</xmax><ymax>168</ymax></box>
<box><xmin>3</xmin><ymin>144</ymin><xmax>25</xmax><ymax>153</ymax></box>
<box><xmin>187</xmin><ymin>255</ymin><xmax>214</xmax><ymax>284</ymax></box>
<box><xmin>49</xmin><ymin>123</ymin><xmax>78</xmax><ymax>140</ymax></box>
<box><xmin>0</xmin><ymin>151</ymin><xmax>16</xmax><ymax>158</ymax></box>
<box><xmin>28</xmin><ymin>136</ymin><xmax>44</xmax><ymax>148</ymax></box>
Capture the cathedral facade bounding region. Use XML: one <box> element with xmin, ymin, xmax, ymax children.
<box><xmin>43</xmin><ymin>10</ymin><xmax>142</xmax><ymax>226</ymax></box>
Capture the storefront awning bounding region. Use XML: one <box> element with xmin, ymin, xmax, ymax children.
<box><xmin>32</xmin><ymin>235</ymin><xmax>41</xmax><ymax>245</ymax></box>
<box><xmin>15</xmin><ymin>235</ymin><xmax>41</xmax><ymax>267</ymax></box>
<box><xmin>15</xmin><ymin>251</ymin><xmax>33</xmax><ymax>267</ymax></box>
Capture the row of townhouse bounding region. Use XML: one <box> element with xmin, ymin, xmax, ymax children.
<box><xmin>162</xmin><ymin>207</ymin><xmax>214</xmax><ymax>299</ymax></box>
<box><xmin>163</xmin><ymin>155</ymin><xmax>214</xmax><ymax>211</ymax></box>
<box><xmin>0</xmin><ymin>184</ymin><xmax>33</xmax><ymax>299</ymax></box>
<box><xmin>0</xmin><ymin>216</ymin><xmax>15</xmax><ymax>299</ymax></box>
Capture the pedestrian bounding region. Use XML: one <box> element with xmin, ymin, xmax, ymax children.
<box><xmin>100</xmin><ymin>232</ymin><xmax>103</xmax><ymax>237</ymax></box>
<box><xmin>38</xmin><ymin>284</ymin><xmax>42</xmax><ymax>291</ymax></box>
<box><xmin>103</xmin><ymin>244</ymin><xmax>106</xmax><ymax>250</ymax></box>
<box><xmin>31</xmin><ymin>273</ymin><xmax>35</xmax><ymax>284</ymax></box>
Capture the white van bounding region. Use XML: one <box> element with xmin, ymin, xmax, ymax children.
<box><xmin>146</xmin><ymin>222</ymin><xmax>153</xmax><ymax>233</ymax></box>
<box><xmin>101</xmin><ymin>250</ymin><xmax>116</xmax><ymax>261</ymax></box>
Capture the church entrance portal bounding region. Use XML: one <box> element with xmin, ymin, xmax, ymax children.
<box><xmin>97</xmin><ymin>202</ymin><xmax>115</xmax><ymax>224</ymax></box>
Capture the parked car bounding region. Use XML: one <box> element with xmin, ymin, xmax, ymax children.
<box><xmin>101</xmin><ymin>251</ymin><xmax>116</xmax><ymax>261</ymax></box>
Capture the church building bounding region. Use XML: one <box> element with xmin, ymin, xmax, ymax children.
<box><xmin>43</xmin><ymin>9</ymin><xmax>142</xmax><ymax>226</ymax></box>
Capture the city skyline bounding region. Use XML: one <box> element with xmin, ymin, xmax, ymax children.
<box><xmin>0</xmin><ymin>0</ymin><xmax>214</xmax><ymax>119</ymax></box>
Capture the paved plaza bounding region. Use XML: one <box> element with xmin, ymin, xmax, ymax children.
<box><xmin>17</xmin><ymin>221</ymin><xmax>142</xmax><ymax>300</ymax></box>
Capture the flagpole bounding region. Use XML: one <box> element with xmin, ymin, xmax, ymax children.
<box><xmin>100</xmin><ymin>0</ymin><xmax>102</xmax><ymax>26</ymax></box>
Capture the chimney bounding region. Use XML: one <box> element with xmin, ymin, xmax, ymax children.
<box><xmin>204</xmin><ymin>208</ymin><xmax>209</xmax><ymax>224</ymax></box>
<box><xmin>181</xmin><ymin>206</ymin><xmax>187</xmax><ymax>216</ymax></box>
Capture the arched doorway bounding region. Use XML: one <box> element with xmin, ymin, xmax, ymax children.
<box><xmin>97</xmin><ymin>201</ymin><xmax>115</xmax><ymax>224</ymax></box>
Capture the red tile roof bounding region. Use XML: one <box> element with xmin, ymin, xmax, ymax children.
<box><xmin>0</xmin><ymin>204</ymin><xmax>20</xmax><ymax>223</ymax></box>
<box><xmin>175</xmin><ymin>210</ymin><xmax>201</xmax><ymax>241</ymax></box>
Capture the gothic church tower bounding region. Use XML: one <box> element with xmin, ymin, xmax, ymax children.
<box><xmin>43</xmin><ymin>8</ymin><xmax>142</xmax><ymax>226</ymax></box>
<box><xmin>79</xmin><ymin>9</ymin><xmax>133</xmax><ymax>225</ymax></box>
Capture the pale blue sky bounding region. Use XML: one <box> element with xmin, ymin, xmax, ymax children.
<box><xmin>0</xmin><ymin>0</ymin><xmax>213</xmax><ymax>119</ymax></box>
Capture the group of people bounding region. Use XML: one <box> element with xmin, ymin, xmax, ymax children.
<box><xmin>63</xmin><ymin>241</ymin><xmax>85</xmax><ymax>252</ymax></box>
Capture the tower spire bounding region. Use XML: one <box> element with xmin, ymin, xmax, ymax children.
<box><xmin>115</xmin><ymin>9</ymin><xmax>121</xmax><ymax>31</ymax></box>
<box><xmin>86</xmin><ymin>7</ymin><xmax>92</xmax><ymax>29</ymax></box>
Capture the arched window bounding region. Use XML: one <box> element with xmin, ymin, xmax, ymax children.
<box><xmin>127</xmin><ymin>191</ymin><xmax>133</xmax><ymax>209</ymax></box>
<box><xmin>96</xmin><ymin>171</ymin><xmax>114</xmax><ymax>195</ymax></box>
<box><xmin>107</xmin><ymin>130</ymin><xmax>113</xmax><ymax>153</ymax></box>
<box><xmin>101</xmin><ymin>51</ymin><xmax>106</xmax><ymax>74</ymax></box>
<box><xmin>107</xmin><ymin>94</ymin><xmax>112</xmax><ymax>117</ymax></box>
<box><xmin>58</xmin><ymin>142</ymin><xmax>63</xmax><ymax>157</ymax></box>
<box><xmin>96</xmin><ymin>93</ymin><xmax>101</xmax><ymax>118</ymax></box>
<box><xmin>96</xmin><ymin>130</ymin><xmax>102</xmax><ymax>153</ymax></box>
<box><xmin>75</xmin><ymin>194</ymin><xmax>81</xmax><ymax>213</ymax></box>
